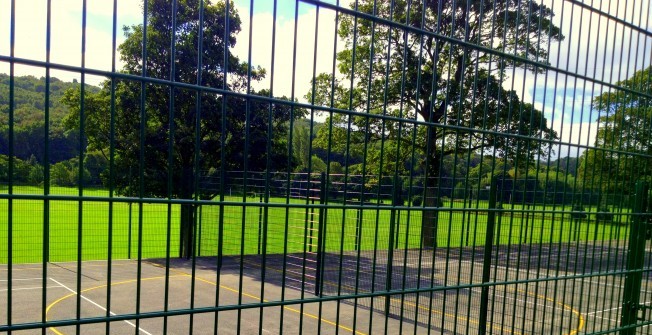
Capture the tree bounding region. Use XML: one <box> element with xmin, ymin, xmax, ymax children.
<box><xmin>308</xmin><ymin>0</ymin><xmax>561</xmax><ymax>246</ymax></box>
<box><xmin>578</xmin><ymin>66</ymin><xmax>652</xmax><ymax>194</ymax></box>
<box><xmin>62</xmin><ymin>0</ymin><xmax>302</xmax><ymax>258</ymax></box>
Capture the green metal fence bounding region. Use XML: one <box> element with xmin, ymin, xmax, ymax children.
<box><xmin>1</xmin><ymin>0</ymin><xmax>652</xmax><ymax>334</ymax></box>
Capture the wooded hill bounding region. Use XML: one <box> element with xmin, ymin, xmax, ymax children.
<box><xmin>0</xmin><ymin>74</ymin><xmax>99</xmax><ymax>164</ymax></box>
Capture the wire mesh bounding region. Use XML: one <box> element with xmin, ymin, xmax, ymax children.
<box><xmin>2</xmin><ymin>0</ymin><xmax>652</xmax><ymax>334</ymax></box>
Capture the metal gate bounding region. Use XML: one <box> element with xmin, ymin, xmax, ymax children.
<box><xmin>2</xmin><ymin>0</ymin><xmax>652</xmax><ymax>334</ymax></box>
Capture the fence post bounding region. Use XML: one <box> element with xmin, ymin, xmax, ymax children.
<box><xmin>315</xmin><ymin>172</ymin><xmax>327</xmax><ymax>296</ymax></box>
<box><xmin>479</xmin><ymin>176</ymin><xmax>498</xmax><ymax>335</ymax></box>
<box><xmin>620</xmin><ymin>181</ymin><xmax>649</xmax><ymax>335</ymax></box>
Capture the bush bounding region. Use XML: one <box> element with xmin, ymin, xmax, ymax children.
<box><xmin>412</xmin><ymin>196</ymin><xmax>422</xmax><ymax>207</ymax></box>
<box><xmin>28</xmin><ymin>164</ymin><xmax>44</xmax><ymax>185</ymax></box>
<box><xmin>50</xmin><ymin>158</ymin><xmax>91</xmax><ymax>187</ymax></box>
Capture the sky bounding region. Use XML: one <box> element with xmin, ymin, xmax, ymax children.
<box><xmin>1</xmin><ymin>0</ymin><xmax>651</xmax><ymax>159</ymax></box>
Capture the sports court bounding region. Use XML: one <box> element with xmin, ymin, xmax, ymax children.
<box><xmin>3</xmin><ymin>239</ymin><xmax>646</xmax><ymax>334</ymax></box>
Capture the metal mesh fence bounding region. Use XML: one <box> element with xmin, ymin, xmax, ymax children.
<box><xmin>2</xmin><ymin>0</ymin><xmax>652</xmax><ymax>334</ymax></box>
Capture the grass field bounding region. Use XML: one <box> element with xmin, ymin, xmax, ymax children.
<box><xmin>0</xmin><ymin>186</ymin><xmax>630</xmax><ymax>264</ymax></box>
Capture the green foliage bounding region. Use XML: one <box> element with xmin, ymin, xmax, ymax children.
<box><xmin>293</xmin><ymin>122</ymin><xmax>311</xmax><ymax>171</ymax></box>
<box><xmin>328</xmin><ymin>161</ymin><xmax>344</xmax><ymax>175</ymax></box>
<box><xmin>308</xmin><ymin>1</ymin><xmax>562</xmax><ymax>183</ymax></box>
<box><xmin>546</xmin><ymin>156</ymin><xmax>579</xmax><ymax>177</ymax></box>
<box><xmin>579</xmin><ymin>66</ymin><xmax>652</xmax><ymax>193</ymax></box>
<box><xmin>0</xmin><ymin>154</ymin><xmax>32</xmax><ymax>184</ymax></box>
<box><xmin>308</xmin><ymin>156</ymin><xmax>327</xmax><ymax>173</ymax></box>
<box><xmin>0</xmin><ymin>74</ymin><xmax>88</xmax><ymax>164</ymax></box>
<box><xmin>61</xmin><ymin>0</ymin><xmax>303</xmax><ymax>199</ymax></box>
<box><xmin>50</xmin><ymin>157</ymin><xmax>90</xmax><ymax>187</ymax></box>
<box><xmin>84</xmin><ymin>151</ymin><xmax>109</xmax><ymax>186</ymax></box>
<box><xmin>27</xmin><ymin>164</ymin><xmax>44</xmax><ymax>185</ymax></box>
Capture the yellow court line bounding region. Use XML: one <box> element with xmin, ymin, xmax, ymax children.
<box><xmin>240</xmin><ymin>259</ymin><xmax>523</xmax><ymax>335</ymax></box>
<box><xmin>241</xmin><ymin>259</ymin><xmax>588</xmax><ymax>335</ymax></box>
<box><xmin>148</xmin><ymin>262</ymin><xmax>367</xmax><ymax>335</ymax></box>
<box><xmin>515</xmin><ymin>288</ymin><xmax>585</xmax><ymax>335</ymax></box>
<box><xmin>41</xmin><ymin>260</ymin><xmax>585</xmax><ymax>335</ymax></box>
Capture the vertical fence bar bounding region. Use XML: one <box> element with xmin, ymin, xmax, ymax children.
<box><xmin>620</xmin><ymin>181</ymin><xmax>649</xmax><ymax>335</ymax></box>
<box><xmin>479</xmin><ymin>176</ymin><xmax>498</xmax><ymax>335</ymax></box>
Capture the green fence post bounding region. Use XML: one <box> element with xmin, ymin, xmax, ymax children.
<box><xmin>315</xmin><ymin>172</ymin><xmax>327</xmax><ymax>296</ymax></box>
<box><xmin>479</xmin><ymin>176</ymin><xmax>498</xmax><ymax>335</ymax></box>
<box><xmin>620</xmin><ymin>181</ymin><xmax>649</xmax><ymax>335</ymax></box>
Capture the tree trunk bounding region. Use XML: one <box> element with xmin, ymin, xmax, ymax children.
<box><xmin>421</xmin><ymin>125</ymin><xmax>442</xmax><ymax>248</ymax></box>
<box><xmin>178</xmin><ymin>164</ymin><xmax>196</xmax><ymax>259</ymax></box>
<box><xmin>179</xmin><ymin>202</ymin><xmax>196</xmax><ymax>259</ymax></box>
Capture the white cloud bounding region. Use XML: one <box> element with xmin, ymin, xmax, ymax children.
<box><xmin>0</xmin><ymin>0</ymin><xmax>341</xmax><ymax>97</ymax></box>
<box><xmin>509</xmin><ymin>0</ymin><xmax>652</xmax><ymax>157</ymax></box>
<box><xmin>232</xmin><ymin>1</ymin><xmax>342</xmax><ymax>102</ymax></box>
<box><xmin>550</xmin><ymin>120</ymin><xmax>599</xmax><ymax>158</ymax></box>
<box><xmin>1</xmin><ymin>0</ymin><xmax>650</xmax><ymax>155</ymax></box>
<box><xmin>0</xmin><ymin>0</ymin><xmax>141</xmax><ymax>84</ymax></box>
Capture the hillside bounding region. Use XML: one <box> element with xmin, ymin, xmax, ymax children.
<box><xmin>0</xmin><ymin>74</ymin><xmax>99</xmax><ymax>163</ymax></box>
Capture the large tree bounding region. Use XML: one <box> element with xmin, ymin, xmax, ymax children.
<box><xmin>578</xmin><ymin>66</ymin><xmax>652</xmax><ymax>194</ymax></box>
<box><xmin>63</xmin><ymin>0</ymin><xmax>301</xmax><ymax>258</ymax></box>
<box><xmin>309</xmin><ymin>0</ymin><xmax>561</xmax><ymax>246</ymax></box>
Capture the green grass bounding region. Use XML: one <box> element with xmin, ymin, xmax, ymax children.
<box><xmin>0</xmin><ymin>186</ymin><xmax>630</xmax><ymax>264</ymax></box>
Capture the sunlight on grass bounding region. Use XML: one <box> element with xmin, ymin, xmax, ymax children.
<box><xmin>0</xmin><ymin>186</ymin><xmax>630</xmax><ymax>264</ymax></box>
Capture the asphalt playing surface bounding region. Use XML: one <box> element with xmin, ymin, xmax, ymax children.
<box><xmin>1</xmin><ymin>242</ymin><xmax>650</xmax><ymax>334</ymax></box>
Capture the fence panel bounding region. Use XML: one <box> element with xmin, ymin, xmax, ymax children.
<box><xmin>2</xmin><ymin>0</ymin><xmax>652</xmax><ymax>334</ymax></box>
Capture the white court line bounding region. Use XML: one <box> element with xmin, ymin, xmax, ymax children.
<box><xmin>459</xmin><ymin>260</ymin><xmax>624</xmax><ymax>290</ymax></box>
<box><xmin>467</xmin><ymin>287</ymin><xmax>566</xmax><ymax>314</ymax></box>
<box><xmin>586</xmin><ymin>305</ymin><xmax>621</xmax><ymax>316</ymax></box>
<box><xmin>584</xmin><ymin>300</ymin><xmax>652</xmax><ymax>327</ymax></box>
<box><xmin>1</xmin><ymin>285</ymin><xmax>63</xmax><ymax>292</ymax></box>
<box><xmin>49</xmin><ymin>278</ymin><xmax>153</xmax><ymax>335</ymax></box>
